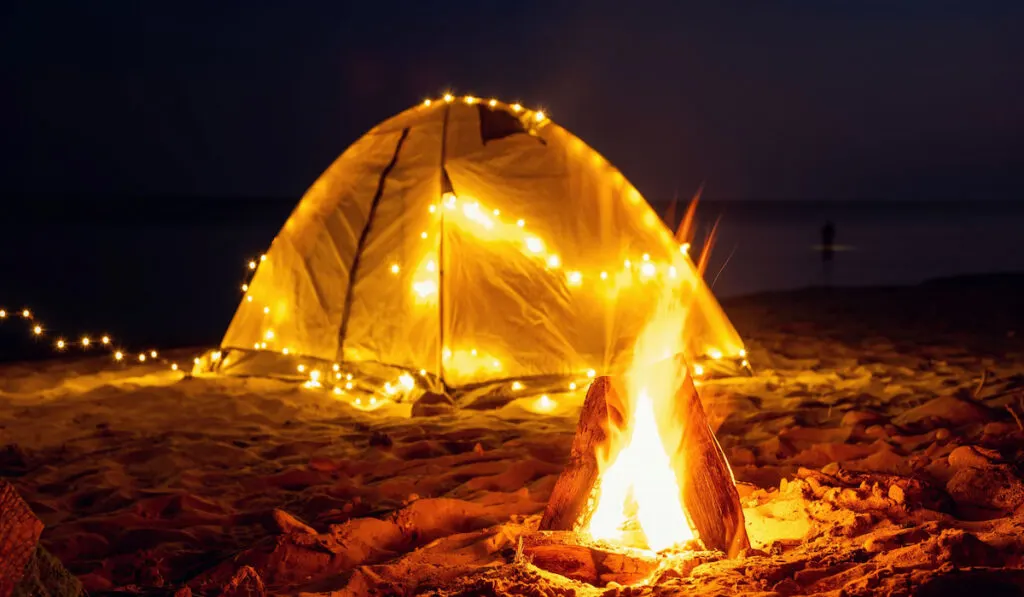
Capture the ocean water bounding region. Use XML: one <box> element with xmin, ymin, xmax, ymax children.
<box><xmin>1</xmin><ymin>199</ymin><xmax>1022</xmax><ymax>360</ymax></box>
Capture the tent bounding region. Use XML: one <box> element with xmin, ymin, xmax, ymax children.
<box><xmin>195</xmin><ymin>96</ymin><xmax>746</xmax><ymax>399</ymax></box>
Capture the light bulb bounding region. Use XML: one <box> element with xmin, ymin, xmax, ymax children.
<box><xmin>534</xmin><ymin>111</ymin><xmax>545</xmax><ymax>122</ymax></box>
<box><xmin>297</xmin><ymin>364</ymin><xmax>305</xmax><ymax>373</ymax></box>
<box><xmin>512</xmin><ymin>103</ymin><xmax>522</xmax><ymax>112</ymax></box>
<box><xmin>241</xmin><ymin>284</ymin><xmax>248</xmax><ymax>292</ymax></box>
<box><xmin>260</xmin><ymin>254</ymin><xmax>267</xmax><ymax>262</ymax></box>
<box><xmin>516</xmin><ymin>219</ymin><xmax>525</xmax><ymax>227</ymax></box>
<box><xmin>640</xmin><ymin>262</ymin><xmax>656</xmax><ymax>277</ymax></box>
<box><xmin>567</xmin><ymin>271</ymin><xmax>582</xmax><ymax>286</ymax></box>
<box><xmin>138</xmin><ymin>354</ymin><xmax>146</xmax><ymax>362</ymax></box>
<box><xmin>443</xmin><ymin>93</ymin><xmax>454</xmax><ymax>102</ymax></box>
<box><xmin>0</xmin><ymin>309</ymin><xmax>6</xmax><ymax>318</ymax></box>
<box><xmin>642</xmin><ymin>253</ymin><xmax>650</xmax><ymax>261</ymax></box>
<box><xmin>488</xmin><ymin>99</ymin><xmax>497</xmax><ymax>107</ymax></box>
<box><xmin>525</xmin><ymin>236</ymin><xmax>544</xmax><ymax>253</ymax></box>
<box><xmin>171</xmin><ymin>363</ymin><xmax>179</xmax><ymax>371</ymax></box>
<box><xmin>420</xmin><ymin>231</ymin><xmax>427</xmax><ymax>239</ymax></box>
<box><xmin>569</xmin><ymin>382</ymin><xmax>577</xmax><ymax>391</ymax></box>
<box><xmin>390</xmin><ymin>263</ymin><xmax>400</xmax><ymax>274</ymax></box>
<box><xmin>32</xmin><ymin>325</ymin><xmax>42</xmax><ymax>335</ymax></box>
<box><xmin>56</xmin><ymin>339</ymin><xmax>65</xmax><ymax>349</ymax></box>
<box><xmin>423</xmin><ymin>99</ymin><xmax>432</xmax><ymax>107</ymax></box>
<box><xmin>150</xmin><ymin>350</ymin><xmax>157</xmax><ymax>358</ymax></box>
<box><xmin>115</xmin><ymin>351</ymin><xmax>124</xmax><ymax>361</ymax></box>
<box><xmin>22</xmin><ymin>309</ymin><xmax>30</xmax><ymax>318</ymax></box>
<box><xmin>263</xmin><ymin>306</ymin><xmax>270</xmax><ymax>314</ymax></box>
<box><xmin>599</xmin><ymin>271</ymin><xmax>608</xmax><ymax>280</ymax></box>
<box><xmin>586</xmin><ymin>369</ymin><xmax>596</xmax><ymax>378</ymax></box>
<box><xmin>81</xmin><ymin>337</ymin><xmax>90</xmax><ymax>347</ymax></box>
<box><xmin>248</xmin><ymin>261</ymin><xmax>256</xmax><ymax>270</ymax></box>
<box><xmin>511</xmin><ymin>381</ymin><xmax>523</xmax><ymax>391</ymax></box>
<box><xmin>265</xmin><ymin>330</ymin><xmax>275</xmax><ymax>340</ymax></box>
<box><xmin>547</xmin><ymin>254</ymin><xmax>561</xmax><ymax>268</ymax></box>
<box><xmin>101</xmin><ymin>336</ymin><xmax>110</xmax><ymax>345</ymax></box>
<box><xmin>464</xmin><ymin>96</ymin><xmax>477</xmax><ymax>104</ymax></box>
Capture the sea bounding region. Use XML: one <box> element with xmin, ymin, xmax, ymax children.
<box><xmin>1</xmin><ymin>198</ymin><xmax>1023</xmax><ymax>362</ymax></box>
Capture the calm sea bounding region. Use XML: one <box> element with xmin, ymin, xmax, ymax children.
<box><xmin>1</xmin><ymin>198</ymin><xmax>1022</xmax><ymax>360</ymax></box>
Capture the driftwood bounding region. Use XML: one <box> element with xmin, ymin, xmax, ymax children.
<box><xmin>539</xmin><ymin>372</ymin><xmax>749</xmax><ymax>558</ymax></box>
<box><xmin>539</xmin><ymin>377</ymin><xmax>627</xmax><ymax>532</ymax></box>
<box><xmin>0</xmin><ymin>481</ymin><xmax>44</xmax><ymax>597</ymax></box>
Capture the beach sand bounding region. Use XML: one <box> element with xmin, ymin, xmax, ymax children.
<box><xmin>2</xmin><ymin>275</ymin><xmax>1023</xmax><ymax>596</ymax></box>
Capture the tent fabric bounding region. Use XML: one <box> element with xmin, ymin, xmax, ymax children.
<box><xmin>199</xmin><ymin>97</ymin><xmax>745</xmax><ymax>392</ymax></box>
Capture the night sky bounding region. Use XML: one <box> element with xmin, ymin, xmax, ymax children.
<box><xmin>4</xmin><ymin>1</ymin><xmax>1023</xmax><ymax>202</ymax></box>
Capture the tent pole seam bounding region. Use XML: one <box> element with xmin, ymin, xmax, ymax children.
<box><xmin>337</xmin><ymin>127</ymin><xmax>411</xmax><ymax>359</ymax></box>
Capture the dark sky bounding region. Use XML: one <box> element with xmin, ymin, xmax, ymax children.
<box><xmin>3</xmin><ymin>1</ymin><xmax>1023</xmax><ymax>202</ymax></box>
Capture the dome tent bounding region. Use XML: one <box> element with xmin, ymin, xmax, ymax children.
<box><xmin>194</xmin><ymin>96</ymin><xmax>746</xmax><ymax>400</ymax></box>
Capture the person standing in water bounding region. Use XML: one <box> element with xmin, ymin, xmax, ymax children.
<box><xmin>821</xmin><ymin>220</ymin><xmax>836</xmax><ymax>284</ymax></box>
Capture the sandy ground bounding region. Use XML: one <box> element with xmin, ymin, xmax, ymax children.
<box><xmin>2</xmin><ymin>275</ymin><xmax>1024</xmax><ymax>596</ymax></box>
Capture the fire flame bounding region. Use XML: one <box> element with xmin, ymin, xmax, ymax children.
<box><xmin>583</xmin><ymin>253</ymin><xmax>702</xmax><ymax>552</ymax></box>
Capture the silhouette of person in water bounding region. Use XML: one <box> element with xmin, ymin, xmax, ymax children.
<box><xmin>821</xmin><ymin>220</ymin><xmax>836</xmax><ymax>284</ymax></box>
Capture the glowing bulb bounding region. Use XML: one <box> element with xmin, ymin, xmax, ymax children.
<box><xmin>194</xmin><ymin>357</ymin><xmax>200</xmax><ymax>365</ymax></box>
<box><xmin>547</xmin><ymin>254</ymin><xmax>561</xmax><ymax>268</ymax></box>
<box><xmin>260</xmin><ymin>254</ymin><xmax>267</xmax><ymax>262</ymax></box>
<box><xmin>693</xmin><ymin>364</ymin><xmax>705</xmax><ymax>377</ymax></box>
<box><xmin>345</xmin><ymin>381</ymin><xmax>354</xmax><ymax>390</ymax></box>
<box><xmin>241</xmin><ymin>284</ymin><xmax>248</xmax><ymax>292</ymax></box>
<box><xmin>642</xmin><ymin>253</ymin><xmax>650</xmax><ymax>262</ymax></box>
<box><xmin>333</xmin><ymin>386</ymin><xmax>343</xmax><ymax>395</ymax></box>
<box><xmin>248</xmin><ymin>261</ymin><xmax>257</xmax><ymax>270</ymax></box>
<box><xmin>150</xmin><ymin>350</ymin><xmax>158</xmax><ymax>358</ymax></box>
<box><xmin>138</xmin><ymin>354</ymin><xmax>146</xmax><ymax>362</ymax></box>
<box><xmin>586</xmin><ymin>368</ymin><xmax>596</xmax><ymax>378</ymax></box>
<box><xmin>265</xmin><ymin>330</ymin><xmax>275</xmax><ymax>340</ymax></box>
<box><xmin>419</xmin><ymin>369</ymin><xmax>426</xmax><ymax>376</ymax></box>
<box><xmin>534</xmin><ymin>111</ymin><xmax>545</xmax><ymax>122</ymax></box>
<box><xmin>310</xmin><ymin>370</ymin><xmax>321</xmax><ymax>381</ymax></box>
<box><xmin>569</xmin><ymin>382</ymin><xmax>577</xmax><ymax>391</ymax></box>
<box><xmin>246</xmin><ymin>296</ymin><xmax>253</xmax><ymax>302</ymax></box>
<box><xmin>512</xmin><ymin>103</ymin><xmax>522</xmax><ymax>112</ymax></box>
<box><xmin>81</xmin><ymin>336</ymin><xmax>90</xmax><ymax>347</ymax></box>
<box><xmin>488</xmin><ymin>99</ymin><xmax>497</xmax><ymax>107</ymax></box>
<box><xmin>334</xmin><ymin>372</ymin><xmax>341</xmax><ymax>380</ymax></box>
<box><xmin>423</xmin><ymin>99</ymin><xmax>432</xmax><ymax>107</ymax></box>
<box><xmin>640</xmin><ymin>262</ymin><xmax>656</xmax><ymax>277</ymax></box>
<box><xmin>681</xmin><ymin>243</ymin><xmax>690</xmax><ymax>255</ymax></box>
<box><xmin>668</xmin><ymin>266</ymin><xmax>677</xmax><ymax>278</ymax></box>
<box><xmin>281</xmin><ymin>348</ymin><xmax>289</xmax><ymax>355</ymax></box>
<box><xmin>567</xmin><ymin>271</ymin><xmax>582</xmax><ymax>286</ymax></box>
<box><xmin>535</xmin><ymin>394</ymin><xmax>555</xmax><ymax>412</ymax></box>
<box><xmin>443</xmin><ymin>93</ymin><xmax>454</xmax><ymax>102</ymax></box>
<box><xmin>56</xmin><ymin>339</ymin><xmax>65</xmax><ymax>349</ymax></box>
<box><xmin>709</xmin><ymin>348</ymin><xmax>723</xmax><ymax>360</ymax></box>
<box><xmin>390</xmin><ymin>263</ymin><xmax>400</xmax><ymax>274</ymax></box>
<box><xmin>516</xmin><ymin>219</ymin><xmax>525</xmax><ymax>227</ymax></box>
<box><xmin>624</xmin><ymin>259</ymin><xmax>632</xmax><ymax>269</ymax></box>
<box><xmin>0</xmin><ymin>310</ymin><xmax>5</xmax><ymax>318</ymax></box>
<box><xmin>443</xmin><ymin>347</ymin><xmax>452</xmax><ymax>360</ymax></box>
<box><xmin>101</xmin><ymin>336</ymin><xmax>110</xmax><ymax>345</ymax></box>
<box><xmin>511</xmin><ymin>381</ymin><xmax>523</xmax><ymax>391</ymax></box>
<box><xmin>346</xmin><ymin>373</ymin><xmax>353</xmax><ymax>380</ymax></box>
<box><xmin>413</xmin><ymin>280</ymin><xmax>437</xmax><ymax>297</ymax></box>
<box><xmin>115</xmin><ymin>351</ymin><xmax>124</xmax><ymax>361</ymax></box>
<box><xmin>470</xmin><ymin>348</ymin><xmax>478</xmax><ymax>356</ymax></box>
<box><xmin>171</xmin><ymin>363</ymin><xmax>179</xmax><ymax>371</ymax></box>
<box><xmin>464</xmin><ymin>96</ymin><xmax>477</xmax><ymax>104</ymax></box>
<box><xmin>260</xmin><ymin>342</ymin><xmax>267</xmax><ymax>349</ymax></box>
<box><xmin>32</xmin><ymin>325</ymin><xmax>42</xmax><ymax>335</ymax></box>
<box><xmin>525</xmin><ymin>236</ymin><xmax>544</xmax><ymax>253</ymax></box>
<box><xmin>355</xmin><ymin>397</ymin><xmax>362</xmax><ymax>406</ymax></box>
<box><xmin>212</xmin><ymin>351</ymin><xmax>222</xmax><ymax>360</ymax></box>
<box><xmin>492</xmin><ymin>359</ymin><xmax>501</xmax><ymax>369</ymax></box>
<box><xmin>420</xmin><ymin>231</ymin><xmax>427</xmax><ymax>239</ymax></box>
<box><xmin>426</xmin><ymin>260</ymin><xmax>437</xmax><ymax>272</ymax></box>
<box><xmin>369</xmin><ymin>396</ymin><xmax>378</xmax><ymax>405</ymax></box>
<box><xmin>429</xmin><ymin>204</ymin><xmax>437</xmax><ymax>213</ymax></box>
<box><xmin>399</xmin><ymin>373</ymin><xmax>415</xmax><ymax>390</ymax></box>
<box><xmin>22</xmin><ymin>309</ymin><xmax>30</xmax><ymax>318</ymax></box>
<box><xmin>600</xmin><ymin>271</ymin><xmax>608</xmax><ymax>280</ymax></box>
<box><xmin>297</xmin><ymin>364</ymin><xmax>306</xmax><ymax>373</ymax></box>
<box><xmin>493</xmin><ymin>208</ymin><xmax>500</xmax><ymax>216</ymax></box>
<box><xmin>739</xmin><ymin>349</ymin><xmax>747</xmax><ymax>358</ymax></box>
<box><xmin>384</xmin><ymin>382</ymin><xmax>397</xmax><ymax>395</ymax></box>
<box><xmin>332</xmin><ymin>363</ymin><xmax>340</xmax><ymax>372</ymax></box>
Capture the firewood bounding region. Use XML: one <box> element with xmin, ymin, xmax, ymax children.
<box><xmin>0</xmin><ymin>481</ymin><xmax>44</xmax><ymax>597</ymax></box>
<box><xmin>538</xmin><ymin>377</ymin><xmax>627</xmax><ymax>532</ymax></box>
<box><xmin>539</xmin><ymin>372</ymin><xmax>749</xmax><ymax>558</ymax></box>
<box><xmin>522</xmin><ymin>531</ymin><xmax>658</xmax><ymax>586</ymax></box>
<box><xmin>666</xmin><ymin>372</ymin><xmax>750</xmax><ymax>558</ymax></box>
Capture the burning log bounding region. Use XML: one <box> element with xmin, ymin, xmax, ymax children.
<box><xmin>668</xmin><ymin>372</ymin><xmax>750</xmax><ymax>558</ymax></box>
<box><xmin>522</xmin><ymin>531</ymin><xmax>659</xmax><ymax>586</ymax></box>
<box><xmin>539</xmin><ymin>377</ymin><xmax>627</xmax><ymax>532</ymax></box>
<box><xmin>539</xmin><ymin>373</ymin><xmax>749</xmax><ymax>558</ymax></box>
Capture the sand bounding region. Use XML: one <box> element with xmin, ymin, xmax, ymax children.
<box><xmin>2</xmin><ymin>275</ymin><xmax>1024</xmax><ymax>596</ymax></box>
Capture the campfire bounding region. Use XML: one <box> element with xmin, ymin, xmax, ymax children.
<box><xmin>526</xmin><ymin>284</ymin><xmax>749</xmax><ymax>585</ymax></box>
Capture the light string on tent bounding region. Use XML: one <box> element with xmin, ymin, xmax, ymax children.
<box><xmin>2</xmin><ymin>94</ymin><xmax>743</xmax><ymax>415</ymax></box>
